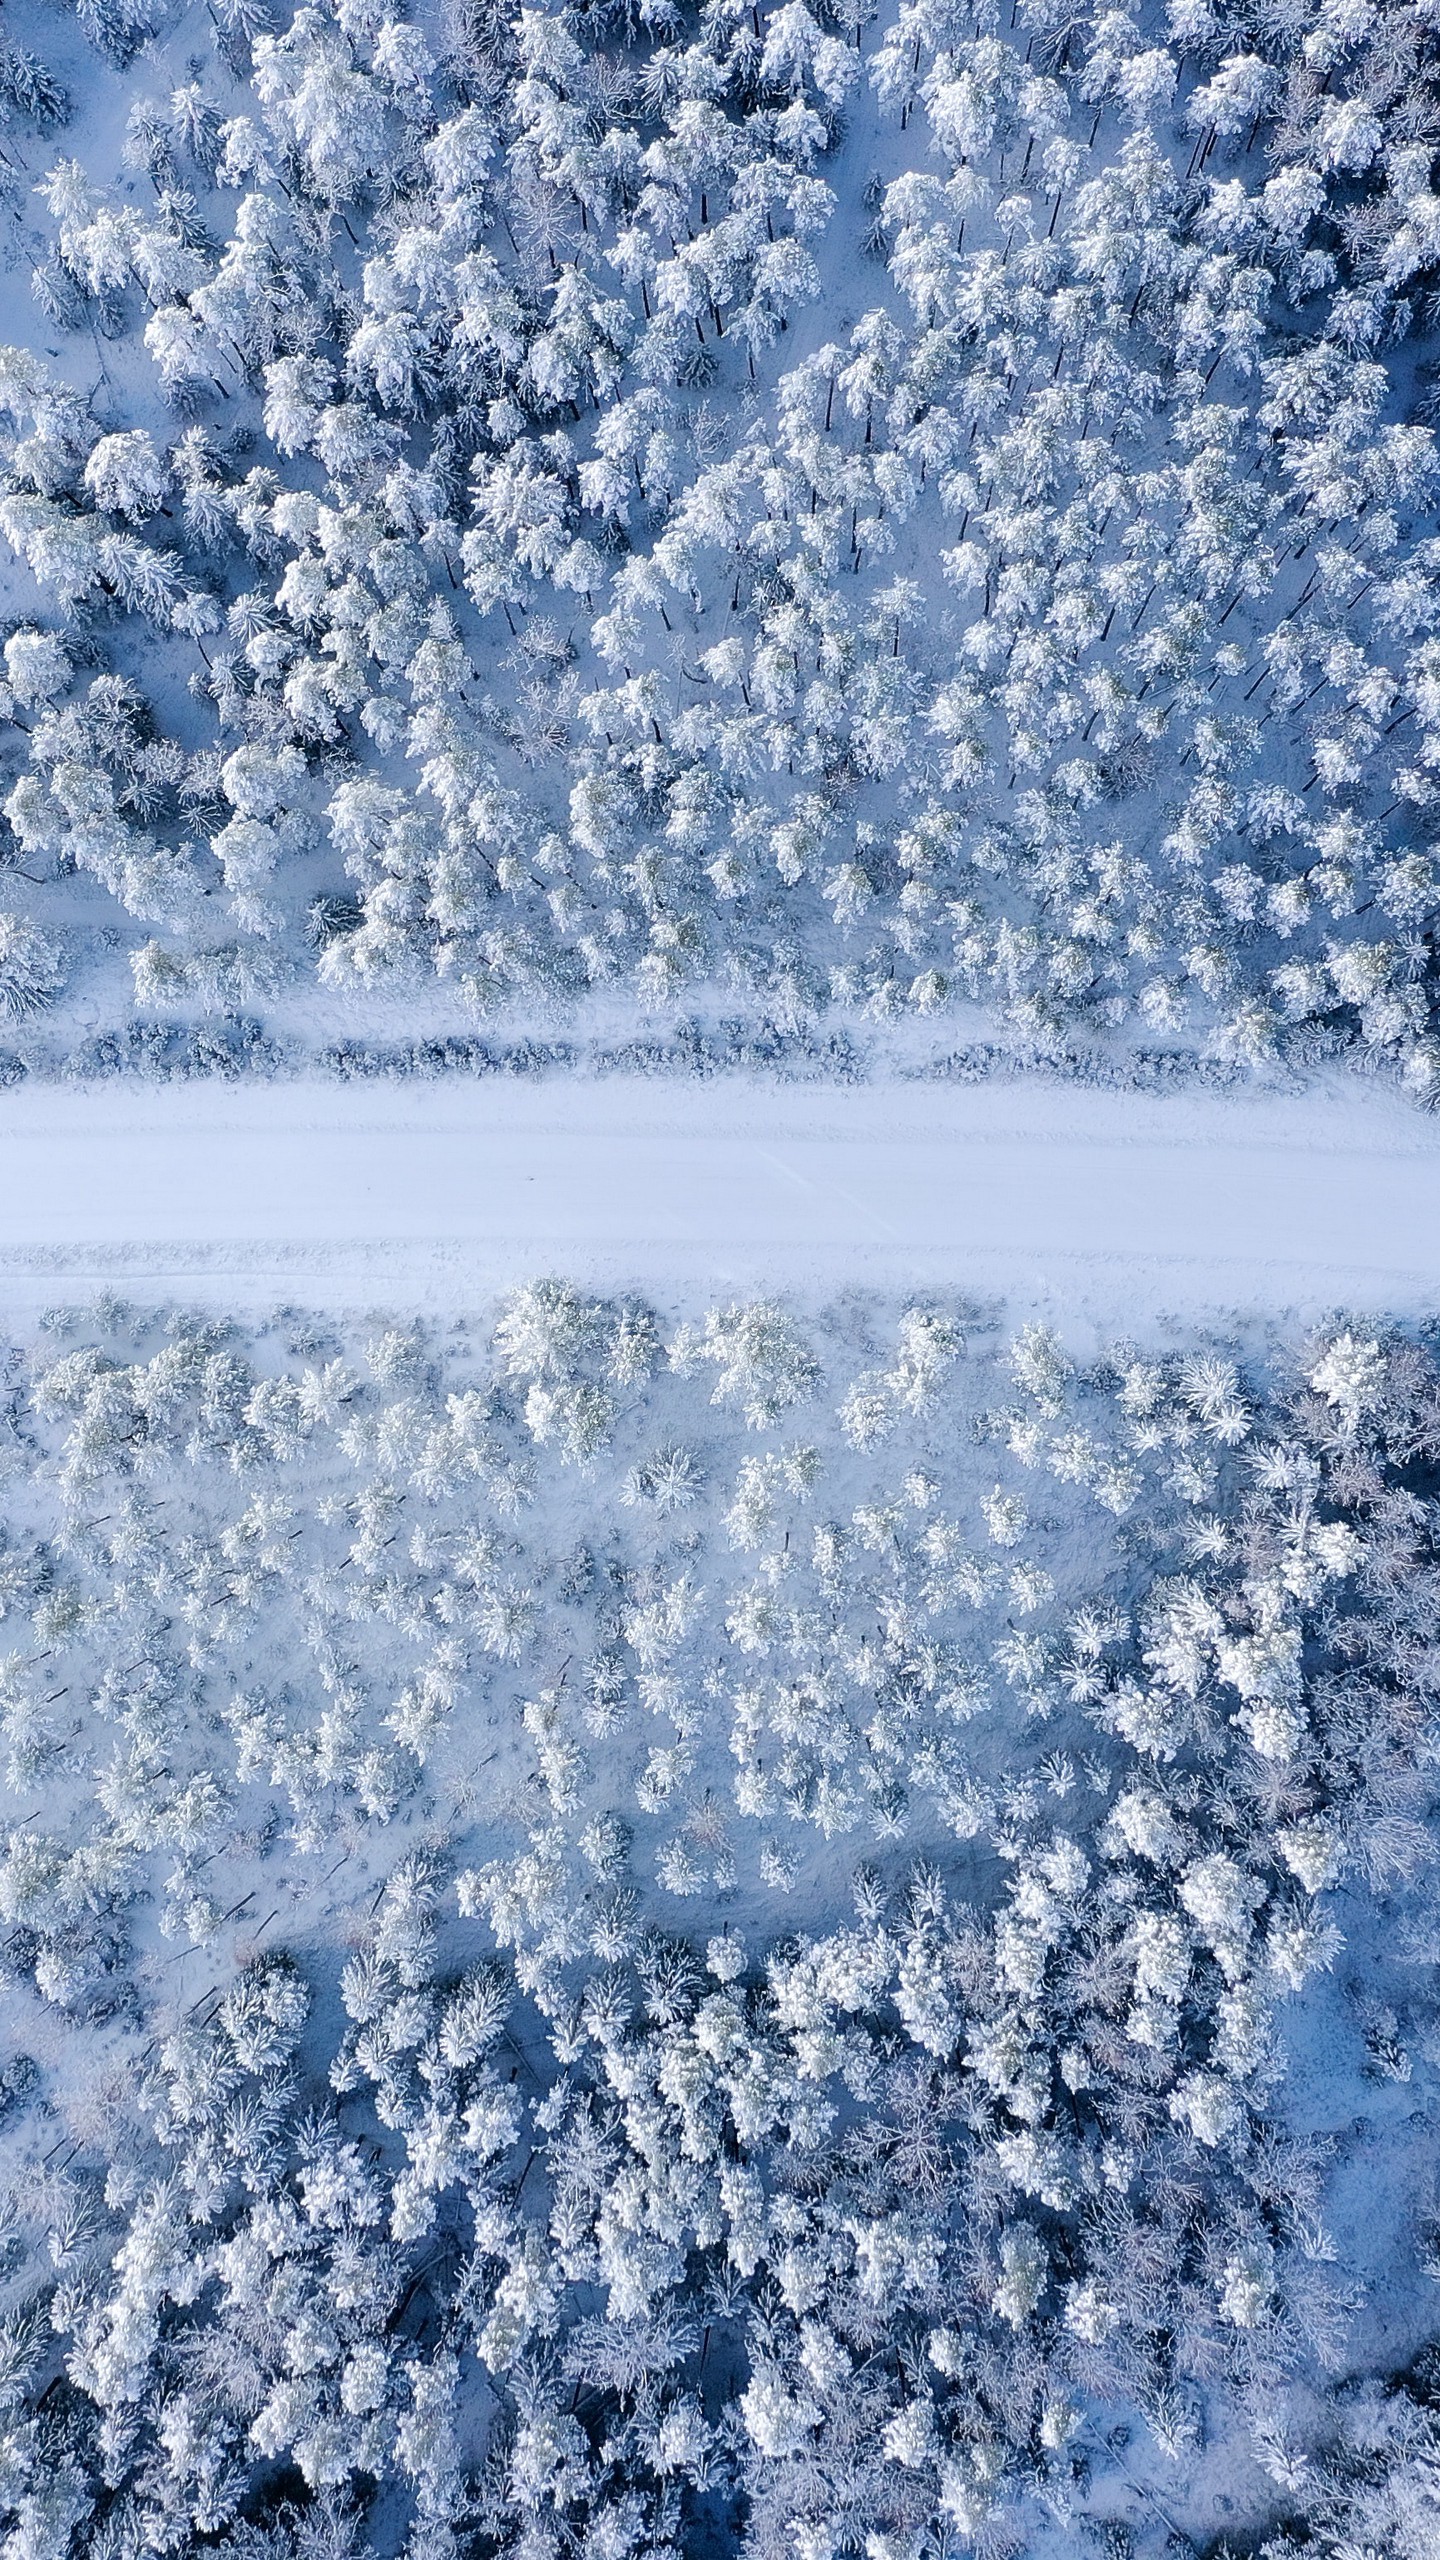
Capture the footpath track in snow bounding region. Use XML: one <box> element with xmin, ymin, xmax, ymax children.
<box><xmin>0</xmin><ymin>1076</ymin><xmax>1434</xmax><ymax>1323</ymax></box>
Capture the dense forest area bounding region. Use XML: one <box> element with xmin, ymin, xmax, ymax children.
<box><xmin>0</xmin><ymin>0</ymin><xmax>1433</xmax><ymax>1077</ymax></box>
<box><xmin>1</xmin><ymin>1290</ymin><xmax>1439</xmax><ymax>2556</ymax></box>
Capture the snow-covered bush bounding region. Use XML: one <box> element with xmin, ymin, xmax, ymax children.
<box><xmin>0</xmin><ymin>910</ymin><xmax>64</xmax><ymax>1016</ymax></box>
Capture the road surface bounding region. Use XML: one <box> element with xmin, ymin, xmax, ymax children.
<box><xmin>0</xmin><ymin>1075</ymin><xmax>1433</xmax><ymax>1323</ymax></box>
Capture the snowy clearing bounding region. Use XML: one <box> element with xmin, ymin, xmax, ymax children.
<box><xmin>0</xmin><ymin>1075</ymin><xmax>1436</xmax><ymax>1316</ymax></box>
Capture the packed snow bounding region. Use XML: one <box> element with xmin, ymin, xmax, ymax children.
<box><xmin>0</xmin><ymin>1074</ymin><xmax>1436</xmax><ymax>1316</ymax></box>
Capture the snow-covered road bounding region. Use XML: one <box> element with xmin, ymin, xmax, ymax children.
<box><xmin>0</xmin><ymin>1076</ymin><xmax>1434</xmax><ymax>1323</ymax></box>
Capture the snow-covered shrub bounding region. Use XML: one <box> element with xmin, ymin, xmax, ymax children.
<box><xmin>0</xmin><ymin>911</ymin><xmax>64</xmax><ymax>1016</ymax></box>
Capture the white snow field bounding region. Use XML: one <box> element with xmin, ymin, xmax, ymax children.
<box><xmin>0</xmin><ymin>1073</ymin><xmax>1435</xmax><ymax>1315</ymax></box>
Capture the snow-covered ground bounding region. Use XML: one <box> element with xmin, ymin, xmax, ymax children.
<box><xmin>0</xmin><ymin>1072</ymin><xmax>1435</xmax><ymax>1318</ymax></box>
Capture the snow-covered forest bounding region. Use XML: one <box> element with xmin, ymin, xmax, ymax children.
<box><xmin>7</xmin><ymin>0</ymin><xmax>1440</xmax><ymax>2551</ymax></box>
<box><xmin>0</xmin><ymin>0</ymin><xmax>1435</xmax><ymax>1076</ymax></box>
<box><xmin>0</xmin><ymin>1286</ymin><xmax>1439</xmax><ymax>2558</ymax></box>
